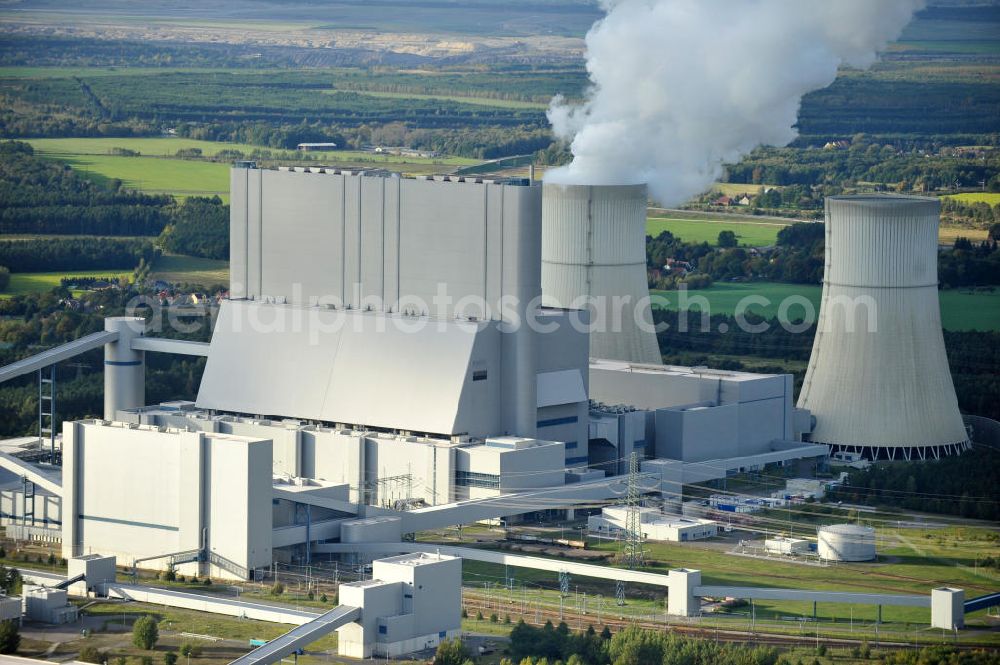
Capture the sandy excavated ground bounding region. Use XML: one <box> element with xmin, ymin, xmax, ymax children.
<box><xmin>0</xmin><ymin>16</ymin><xmax>585</xmax><ymax>60</ymax></box>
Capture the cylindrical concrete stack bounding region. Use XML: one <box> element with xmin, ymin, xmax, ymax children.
<box><xmin>542</xmin><ymin>183</ymin><xmax>662</xmax><ymax>365</ymax></box>
<box><xmin>797</xmin><ymin>195</ymin><xmax>969</xmax><ymax>460</ymax></box>
<box><xmin>104</xmin><ymin>317</ymin><xmax>146</xmax><ymax>420</ymax></box>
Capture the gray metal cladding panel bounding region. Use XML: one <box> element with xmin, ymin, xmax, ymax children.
<box><xmin>260</xmin><ymin>170</ymin><xmax>344</xmax><ymax>303</ymax></box>
<box><xmin>383</xmin><ymin>179</ymin><xmax>401</xmax><ymax>310</ymax></box>
<box><xmin>398</xmin><ymin>179</ymin><xmax>488</xmax><ymax>317</ymax></box>
<box><xmin>230</xmin><ymin>169</ymin><xmax>249</xmax><ymax>299</ymax></box>
<box><xmin>360</xmin><ymin>177</ymin><xmax>387</xmax><ymax>307</ymax></box>
<box><xmin>197</xmin><ymin>301</ymin><xmax>500</xmax><ymax>436</ymax></box>
<box><xmin>502</xmin><ymin>185</ymin><xmax>543</xmax><ymax>294</ymax></box>
<box><xmin>485</xmin><ymin>186</ymin><xmax>505</xmax><ymax>312</ymax></box>
<box><xmin>247</xmin><ymin>168</ymin><xmax>263</xmax><ymax>298</ymax></box>
<box><xmin>344</xmin><ymin>175</ymin><xmax>362</xmax><ymax>303</ymax></box>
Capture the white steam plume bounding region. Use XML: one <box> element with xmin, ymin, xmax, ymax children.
<box><xmin>545</xmin><ymin>0</ymin><xmax>924</xmax><ymax>205</ymax></box>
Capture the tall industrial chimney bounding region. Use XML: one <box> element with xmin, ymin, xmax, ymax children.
<box><xmin>542</xmin><ymin>183</ymin><xmax>661</xmax><ymax>364</ymax></box>
<box><xmin>798</xmin><ymin>195</ymin><xmax>970</xmax><ymax>461</ymax></box>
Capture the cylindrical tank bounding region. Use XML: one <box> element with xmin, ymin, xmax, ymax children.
<box><xmin>104</xmin><ymin>317</ymin><xmax>145</xmax><ymax>420</ymax></box>
<box><xmin>541</xmin><ymin>183</ymin><xmax>661</xmax><ymax>365</ymax></box>
<box><xmin>817</xmin><ymin>524</ymin><xmax>876</xmax><ymax>562</ymax></box>
<box><xmin>797</xmin><ymin>195</ymin><xmax>969</xmax><ymax>461</ymax></box>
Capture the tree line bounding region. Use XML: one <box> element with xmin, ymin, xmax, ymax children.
<box><xmin>434</xmin><ymin>623</ymin><xmax>779</xmax><ymax>665</ymax></box>
<box><xmin>829</xmin><ymin>446</ymin><xmax>999</xmax><ymax>521</ymax></box>
<box><xmin>649</xmin><ymin>220</ymin><xmax>1000</xmax><ymax>290</ymax></box>
<box><xmin>0</xmin><ymin>237</ymin><xmax>158</xmax><ymax>273</ymax></box>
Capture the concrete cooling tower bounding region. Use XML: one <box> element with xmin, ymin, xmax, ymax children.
<box><xmin>798</xmin><ymin>195</ymin><xmax>970</xmax><ymax>461</ymax></box>
<box><xmin>542</xmin><ymin>183</ymin><xmax>662</xmax><ymax>364</ymax></box>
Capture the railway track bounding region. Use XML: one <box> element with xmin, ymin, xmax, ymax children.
<box><xmin>460</xmin><ymin>595</ymin><xmax>999</xmax><ymax>651</ymax></box>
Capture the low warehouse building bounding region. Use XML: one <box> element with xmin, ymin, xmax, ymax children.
<box><xmin>588</xmin><ymin>506</ymin><xmax>717</xmax><ymax>542</ymax></box>
<box><xmin>764</xmin><ymin>536</ymin><xmax>812</xmax><ymax>555</ymax></box>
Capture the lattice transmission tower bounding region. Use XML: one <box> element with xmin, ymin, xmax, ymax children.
<box><xmin>623</xmin><ymin>451</ymin><xmax>645</xmax><ymax>569</ymax></box>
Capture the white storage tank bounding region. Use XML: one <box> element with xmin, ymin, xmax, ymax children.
<box><xmin>817</xmin><ymin>524</ymin><xmax>876</xmax><ymax>562</ymax></box>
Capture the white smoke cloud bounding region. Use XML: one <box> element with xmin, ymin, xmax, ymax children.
<box><xmin>545</xmin><ymin>0</ymin><xmax>924</xmax><ymax>205</ymax></box>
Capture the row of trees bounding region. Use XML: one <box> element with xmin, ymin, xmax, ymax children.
<box><xmin>435</xmin><ymin>624</ymin><xmax>779</xmax><ymax>665</ymax></box>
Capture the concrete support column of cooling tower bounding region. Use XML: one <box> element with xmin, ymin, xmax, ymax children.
<box><xmin>797</xmin><ymin>195</ymin><xmax>969</xmax><ymax>458</ymax></box>
<box><xmin>104</xmin><ymin>317</ymin><xmax>146</xmax><ymax>420</ymax></box>
<box><xmin>541</xmin><ymin>183</ymin><xmax>662</xmax><ymax>365</ymax></box>
<box><xmin>500</xmin><ymin>184</ymin><xmax>542</xmax><ymax>438</ymax></box>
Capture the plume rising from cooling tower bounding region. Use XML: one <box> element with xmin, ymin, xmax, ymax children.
<box><xmin>798</xmin><ymin>195</ymin><xmax>970</xmax><ymax>461</ymax></box>
<box><xmin>545</xmin><ymin>0</ymin><xmax>924</xmax><ymax>206</ymax></box>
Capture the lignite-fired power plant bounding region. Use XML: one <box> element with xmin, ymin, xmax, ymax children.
<box><xmin>0</xmin><ymin>167</ymin><xmax>977</xmax><ymax>648</ymax></box>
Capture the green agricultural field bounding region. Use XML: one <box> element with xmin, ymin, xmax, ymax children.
<box><xmin>35</xmin><ymin>151</ymin><xmax>232</xmax><ymax>202</ymax></box>
<box><xmin>324</xmin><ymin>88</ymin><xmax>548</xmax><ymax>110</ymax></box>
<box><xmin>0</xmin><ymin>270</ymin><xmax>132</xmax><ymax>298</ymax></box>
<box><xmin>647</xmin><ymin>216</ymin><xmax>787</xmax><ymax>247</ymax></box>
<box><xmin>651</xmin><ymin>282</ymin><xmax>1000</xmax><ymax>331</ymax></box>
<box><xmin>27</xmin><ymin>138</ymin><xmax>480</xmax><ymax>201</ymax></box>
<box><xmin>945</xmin><ymin>192</ymin><xmax>1000</xmax><ymax>205</ymax></box>
<box><xmin>28</xmin><ymin>137</ymin><xmax>478</xmax><ymax>166</ymax></box>
<box><xmin>151</xmin><ymin>254</ymin><xmax>229</xmax><ymax>288</ymax></box>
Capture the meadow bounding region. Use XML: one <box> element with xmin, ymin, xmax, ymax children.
<box><xmin>945</xmin><ymin>192</ymin><xmax>1000</xmax><ymax>205</ymax></box>
<box><xmin>647</xmin><ymin>216</ymin><xmax>789</xmax><ymax>247</ymax></box>
<box><xmin>0</xmin><ymin>269</ymin><xmax>132</xmax><ymax>298</ymax></box>
<box><xmin>651</xmin><ymin>281</ymin><xmax>1000</xmax><ymax>332</ymax></box>
<box><xmin>26</xmin><ymin>138</ymin><xmax>480</xmax><ymax>201</ymax></box>
<box><xmin>150</xmin><ymin>254</ymin><xmax>230</xmax><ymax>287</ymax></box>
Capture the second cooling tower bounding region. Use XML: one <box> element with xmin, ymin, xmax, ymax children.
<box><xmin>542</xmin><ymin>183</ymin><xmax>662</xmax><ymax>364</ymax></box>
<box><xmin>798</xmin><ymin>195</ymin><xmax>970</xmax><ymax>461</ymax></box>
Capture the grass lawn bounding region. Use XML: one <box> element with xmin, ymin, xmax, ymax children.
<box><xmin>453</xmin><ymin>523</ymin><xmax>1000</xmax><ymax>641</ymax></box>
<box><xmin>151</xmin><ymin>254</ymin><xmax>230</xmax><ymax>288</ymax></box>
<box><xmin>0</xmin><ymin>269</ymin><xmax>132</xmax><ymax>298</ymax></box>
<box><xmin>944</xmin><ymin>192</ymin><xmax>1000</xmax><ymax>205</ymax></box>
<box><xmin>651</xmin><ymin>281</ymin><xmax>1000</xmax><ymax>331</ymax></box>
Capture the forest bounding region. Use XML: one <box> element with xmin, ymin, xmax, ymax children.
<box><xmin>0</xmin><ymin>141</ymin><xmax>172</xmax><ymax>235</ymax></box>
<box><xmin>830</xmin><ymin>446</ymin><xmax>999</xmax><ymax>521</ymax></box>
<box><xmin>0</xmin><ymin>237</ymin><xmax>158</xmax><ymax>273</ymax></box>
<box><xmin>652</xmin><ymin>309</ymin><xmax>1000</xmax><ymax>422</ymax></box>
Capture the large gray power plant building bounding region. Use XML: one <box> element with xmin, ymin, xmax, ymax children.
<box><xmin>0</xmin><ymin>164</ymin><xmax>829</xmax><ymax>582</ymax></box>
<box><xmin>798</xmin><ymin>195</ymin><xmax>970</xmax><ymax>460</ymax></box>
<box><xmin>542</xmin><ymin>183</ymin><xmax>662</xmax><ymax>365</ymax></box>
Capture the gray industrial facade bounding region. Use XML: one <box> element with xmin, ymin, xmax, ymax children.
<box><xmin>1</xmin><ymin>165</ymin><xmax>825</xmax><ymax>581</ymax></box>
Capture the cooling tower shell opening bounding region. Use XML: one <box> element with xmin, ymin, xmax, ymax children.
<box><xmin>541</xmin><ymin>183</ymin><xmax>662</xmax><ymax>365</ymax></box>
<box><xmin>797</xmin><ymin>195</ymin><xmax>970</xmax><ymax>461</ymax></box>
<box><xmin>817</xmin><ymin>524</ymin><xmax>876</xmax><ymax>562</ymax></box>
